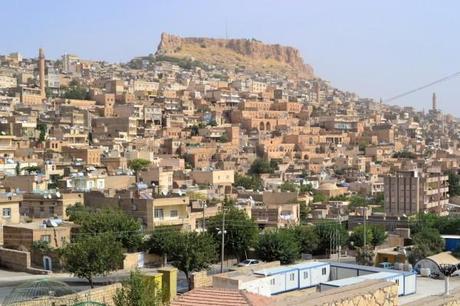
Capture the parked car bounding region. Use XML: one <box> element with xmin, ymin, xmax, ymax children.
<box><xmin>238</xmin><ymin>259</ymin><xmax>261</xmax><ymax>267</ymax></box>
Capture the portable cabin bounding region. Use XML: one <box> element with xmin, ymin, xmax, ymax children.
<box><xmin>328</xmin><ymin>262</ymin><xmax>416</xmax><ymax>296</ymax></box>
<box><xmin>254</xmin><ymin>262</ymin><xmax>330</xmax><ymax>295</ymax></box>
<box><xmin>290</xmin><ymin>261</ymin><xmax>330</xmax><ymax>289</ymax></box>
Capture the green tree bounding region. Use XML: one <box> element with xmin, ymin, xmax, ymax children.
<box><xmin>280</xmin><ymin>181</ymin><xmax>298</xmax><ymax>192</ymax></box>
<box><xmin>349</xmin><ymin>195</ymin><xmax>367</xmax><ymax>209</ymax></box>
<box><xmin>144</xmin><ymin>227</ymin><xmax>178</xmax><ymax>266</ymax></box>
<box><xmin>36</xmin><ymin>123</ymin><xmax>47</xmax><ymax>142</ymax></box>
<box><xmin>62</xmin><ymin>233</ymin><xmax>124</xmax><ymax>288</ymax></box>
<box><xmin>408</xmin><ymin>227</ymin><xmax>444</xmax><ymax>265</ymax></box>
<box><xmin>290</xmin><ymin>225</ymin><xmax>319</xmax><ymax>254</ymax></box>
<box><xmin>169</xmin><ymin>232</ymin><xmax>217</xmax><ymax>290</ymax></box>
<box><xmin>207</xmin><ymin>207</ymin><xmax>258</xmax><ymax>261</ymax></box>
<box><xmin>356</xmin><ymin>246</ymin><xmax>375</xmax><ymax>266</ymax></box>
<box><xmin>249</xmin><ymin>159</ymin><xmax>277</xmax><ymax>175</ymax></box>
<box><xmin>21</xmin><ymin>166</ymin><xmax>42</xmax><ymax>174</ymax></box>
<box><xmin>409</xmin><ymin>212</ymin><xmax>440</xmax><ymax>235</ymax></box>
<box><xmin>63</xmin><ymin>83</ymin><xmax>90</xmax><ymax>100</ymax></box>
<box><xmin>349</xmin><ymin>225</ymin><xmax>374</xmax><ymax>248</ymax></box>
<box><xmin>128</xmin><ymin>159</ymin><xmax>151</xmax><ymax>181</ymax></box>
<box><xmin>234</xmin><ymin>173</ymin><xmax>263</xmax><ymax>190</ymax></box>
<box><xmin>299</xmin><ymin>201</ymin><xmax>310</xmax><ymax>223</ymax></box>
<box><xmin>256</xmin><ymin>229</ymin><xmax>300</xmax><ymax>264</ymax></box>
<box><xmin>314</xmin><ymin>221</ymin><xmax>348</xmax><ymax>255</ymax></box>
<box><xmin>369</xmin><ymin>225</ymin><xmax>387</xmax><ymax>247</ymax></box>
<box><xmin>448</xmin><ymin>171</ymin><xmax>460</xmax><ymax>197</ymax></box>
<box><xmin>113</xmin><ymin>270</ymin><xmax>164</xmax><ymax>306</ymax></box>
<box><xmin>67</xmin><ymin>207</ymin><xmax>143</xmax><ymax>251</ymax></box>
<box><xmin>312</xmin><ymin>192</ymin><xmax>327</xmax><ymax>203</ymax></box>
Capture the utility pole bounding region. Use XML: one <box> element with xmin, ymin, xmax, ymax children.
<box><xmin>337</xmin><ymin>214</ymin><xmax>342</xmax><ymax>262</ymax></box>
<box><xmin>220</xmin><ymin>208</ymin><xmax>226</xmax><ymax>273</ymax></box>
<box><xmin>202</xmin><ymin>201</ymin><xmax>207</xmax><ymax>231</ymax></box>
<box><xmin>363</xmin><ymin>207</ymin><xmax>367</xmax><ymax>247</ymax></box>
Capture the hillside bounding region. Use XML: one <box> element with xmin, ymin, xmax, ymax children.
<box><xmin>155</xmin><ymin>33</ymin><xmax>314</xmax><ymax>79</ymax></box>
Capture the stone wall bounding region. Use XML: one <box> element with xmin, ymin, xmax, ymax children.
<box><xmin>277</xmin><ymin>280</ymin><xmax>399</xmax><ymax>306</ymax></box>
<box><xmin>191</xmin><ymin>270</ymin><xmax>213</xmax><ymax>289</ymax></box>
<box><xmin>17</xmin><ymin>283</ymin><xmax>122</xmax><ymax>306</ymax></box>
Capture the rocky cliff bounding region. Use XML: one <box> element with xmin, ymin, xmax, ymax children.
<box><xmin>156</xmin><ymin>33</ymin><xmax>314</xmax><ymax>79</ymax></box>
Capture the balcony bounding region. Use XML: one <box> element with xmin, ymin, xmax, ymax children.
<box><xmin>153</xmin><ymin>216</ymin><xmax>189</xmax><ymax>226</ymax></box>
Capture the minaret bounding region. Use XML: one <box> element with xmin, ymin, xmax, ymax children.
<box><xmin>432</xmin><ymin>92</ymin><xmax>437</xmax><ymax>111</ymax></box>
<box><xmin>38</xmin><ymin>48</ymin><xmax>46</xmax><ymax>98</ymax></box>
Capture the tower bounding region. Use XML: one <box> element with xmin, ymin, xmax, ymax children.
<box><xmin>432</xmin><ymin>92</ymin><xmax>437</xmax><ymax>111</ymax></box>
<box><xmin>38</xmin><ymin>48</ymin><xmax>46</xmax><ymax>98</ymax></box>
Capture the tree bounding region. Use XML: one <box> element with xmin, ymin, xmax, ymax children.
<box><xmin>21</xmin><ymin>166</ymin><xmax>42</xmax><ymax>175</ymax></box>
<box><xmin>256</xmin><ymin>229</ymin><xmax>300</xmax><ymax>264</ymax></box>
<box><xmin>348</xmin><ymin>195</ymin><xmax>367</xmax><ymax>209</ymax></box>
<box><xmin>113</xmin><ymin>270</ymin><xmax>164</xmax><ymax>306</ymax></box>
<box><xmin>448</xmin><ymin>171</ymin><xmax>460</xmax><ymax>197</ymax></box>
<box><xmin>234</xmin><ymin>173</ymin><xmax>263</xmax><ymax>190</ymax></box>
<box><xmin>36</xmin><ymin>123</ymin><xmax>47</xmax><ymax>142</ymax></box>
<box><xmin>356</xmin><ymin>246</ymin><xmax>375</xmax><ymax>266</ymax></box>
<box><xmin>169</xmin><ymin>232</ymin><xmax>217</xmax><ymax>290</ymax></box>
<box><xmin>280</xmin><ymin>181</ymin><xmax>298</xmax><ymax>192</ymax></box>
<box><xmin>349</xmin><ymin>225</ymin><xmax>374</xmax><ymax>248</ymax></box>
<box><xmin>408</xmin><ymin>227</ymin><xmax>444</xmax><ymax>265</ymax></box>
<box><xmin>312</xmin><ymin>192</ymin><xmax>327</xmax><ymax>203</ymax></box>
<box><xmin>369</xmin><ymin>225</ymin><xmax>387</xmax><ymax>247</ymax></box>
<box><xmin>291</xmin><ymin>225</ymin><xmax>319</xmax><ymax>254</ymax></box>
<box><xmin>62</xmin><ymin>233</ymin><xmax>124</xmax><ymax>288</ymax></box>
<box><xmin>144</xmin><ymin>227</ymin><xmax>178</xmax><ymax>266</ymax></box>
<box><xmin>314</xmin><ymin>221</ymin><xmax>348</xmax><ymax>255</ymax></box>
<box><xmin>299</xmin><ymin>201</ymin><xmax>310</xmax><ymax>223</ymax></box>
<box><xmin>249</xmin><ymin>159</ymin><xmax>277</xmax><ymax>175</ymax></box>
<box><xmin>128</xmin><ymin>159</ymin><xmax>151</xmax><ymax>181</ymax></box>
<box><xmin>63</xmin><ymin>82</ymin><xmax>90</xmax><ymax>100</ymax></box>
<box><xmin>207</xmin><ymin>207</ymin><xmax>258</xmax><ymax>261</ymax></box>
<box><xmin>67</xmin><ymin>206</ymin><xmax>143</xmax><ymax>251</ymax></box>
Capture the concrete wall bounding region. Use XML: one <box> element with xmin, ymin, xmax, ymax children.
<box><xmin>0</xmin><ymin>247</ymin><xmax>48</xmax><ymax>274</ymax></box>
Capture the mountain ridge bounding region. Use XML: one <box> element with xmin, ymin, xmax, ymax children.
<box><xmin>155</xmin><ymin>32</ymin><xmax>314</xmax><ymax>79</ymax></box>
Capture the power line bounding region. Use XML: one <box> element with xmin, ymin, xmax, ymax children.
<box><xmin>384</xmin><ymin>71</ymin><xmax>460</xmax><ymax>103</ymax></box>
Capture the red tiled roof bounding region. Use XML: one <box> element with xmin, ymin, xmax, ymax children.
<box><xmin>171</xmin><ymin>287</ymin><xmax>273</xmax><ymax>306</ymax></box>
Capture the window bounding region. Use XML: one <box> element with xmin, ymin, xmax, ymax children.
<box><xmin>270</xmin><ymin>278</ymin><xmax>275</xmax><ymax>286</ymax></box>
<box><xmin>289</xmin><ymin>273</ymin><xmax>295</xmax><ymax>281</ymax></box>
<box><xmin>154</xmin><ymin>208</ymin><xmax>164</xmax><ymax>219</ymax></box>
<box><xmin>40</xmin><ymin>207</ymin><xmax>44</xmax><ymax>212</ymax></box>
<box><xmin>49</xmin><ymin>207</ymin><xmax>55</xmax><ymax>214</ymax></box>
<box><xmin>170</xmin><ymin>210</ymin><xmax>178</xmax><ymax>218</ymax></box>
<box><xmin>41</xmin><ymin>235</ymin><xmax>51</xmax><ymax>242</ymax></box>
<box><xmin>322</xmin><ymin>268</ymin><xmax>327</xmax><ymax>275</ymax></box>
<box><xmin>2</xmin><ymin>208</ymin><xmax>11</xmax><ymax>218</ymax></box>
<box><xmin>303</xmin><ymin>271</ymin><xmax>309</xmax><ymax>279</ymax></box>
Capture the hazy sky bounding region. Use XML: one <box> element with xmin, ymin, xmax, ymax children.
<box><xmin>2</xmin><ymin>1</ymin><xmax>460</xmax><ymax>116</ymax></box>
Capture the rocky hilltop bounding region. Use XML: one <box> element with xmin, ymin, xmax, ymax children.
<box><xmin>156</xmin><ymin>33</ymin><xmax>314</xmax><ymax>79</ymax></box>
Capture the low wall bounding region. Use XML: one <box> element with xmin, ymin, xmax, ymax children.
<box><xmin>277</xmin><ymin>280</ymin><xmax>398</xmax><ymax>306</ymax></box>
<box><xmin>17</xmin><ymin>283</ymin><xmax>122</xmax><ymax>306</ymax></box>
<box><xmin>0</xmin><ymin>247</ymin><xmax>49</xmax><ymax>274</ymax></box>
<box><xmin>191</xmin><ymin>270</ymin><xmax>213</xmax><ymax>289</ymax></box>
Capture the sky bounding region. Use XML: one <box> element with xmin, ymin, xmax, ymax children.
<box><xmin>1</xmin><ymin>0</ymin><xmax>460</xmax><ymax>116</ymax></box>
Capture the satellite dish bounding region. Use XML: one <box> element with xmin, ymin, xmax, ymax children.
<box><xmin>55</xmin><ymin>191</ymin><xmax>61</xmax><ymax>198</ymax></box>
